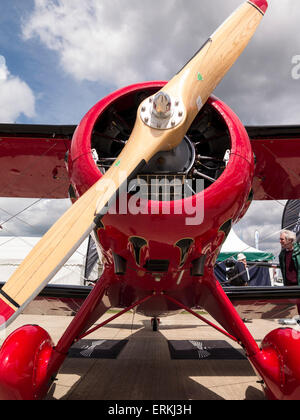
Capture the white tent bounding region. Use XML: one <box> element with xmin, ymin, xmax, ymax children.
<box><xmin>218</xmin><ymin>230</ymin><xmax>274</xmax><ymax>261</ymax></box>
<box><xmin>0</xmin><ymin>236</ymin><xmax>89</xmax><ymax>285</ymax></box>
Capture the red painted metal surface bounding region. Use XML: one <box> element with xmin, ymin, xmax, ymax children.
<box><xmin>0</xmin><ymin>325</ymin><xmax>53</xmax><ymax>400</ymax></box>
<box><xmin>53</xmin><ymin>265</ymin><xmax>114</xmax><ymax>355</ymax></box>
<box><xmin>196</xmin><ymin>268</ymin><xmax>260</xmax><ymax>357</ymax></box>
<box><xmin>163</xmin><ymin>293</ymin><xmax>239</xmax><ymax>343</ymax></box>
<box><xmin>251</xmin><ymin>137</ymin><xmax>300</xmax><ymax>199</ymax></box>
<box><xmin>0</xmin><ymin>137</ymin><xmax>71</xmax><ymax>198</ymax></box>
<box><xmin>249</xmin><ymin>0</ymin><xmax>268</xmax><ymax>14</ymax></box>
<box><xmin>250</xmin><ymin>328</ymin><xmax>300</xmax><ymax>400</ymax></box>
<box><xmin>69</xmin><ymin>82</ymin><xmax>254</xmax><ymax>314</ymax></box>
<box><xmin>1</xmin><ymin>78</ymin><xmax>300</xmax><ymax>400</ymax></box>
<box><xmin>68</xmin><ymin>81</ymin><xmax>166</xmax><ymax>197</ymax></box>
<box><xmin>65</xmin><ymin>81</ymin><xmax>300</xmax><ymax>401</ymax></box>
<box><xmin>0</xmin><ymin>300</ymin><xmax>15</xmax><ymax>324</ymax></box>
<box><xmin>78</xmin><ymin>294</ymin><xmax>153</xmax><ymax>340</ymax></box>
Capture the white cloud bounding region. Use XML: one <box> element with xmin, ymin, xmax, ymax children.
<box><xmin>12</xmin><ymin>0</ymin><xmax>300</xmax><ymax>258</ymax></box>
<box><xmin>21</xmin><ymin>1</ymin><xmax>300</xmax><ymax>121</ymax></box>
<box><xmin>22</xmin><ymin>0</ymin><xmax>147</xmax><ymax>86</ymax></box>
<box><xmin>22</xmin><ymin>0</ymin><xmax>247</xmax><ymax>87</ymax></box>
<box><xmin>0</xmin><ymin>198</ymin><xmax>71</xmax><ymax>237</ymax></box>
<box><xmin>0</xmin><ymin>56</ymin><xmax>35</xmax><ymax>123</ymax></box>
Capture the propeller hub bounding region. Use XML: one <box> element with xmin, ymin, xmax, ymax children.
<box><xmin>140</xmin><ymin>92</ymin><xmax>185</xmax><ymax>130</ymax></box>
<box><xmin>153</xmin><ymin>92</ymin><xmax>172</xmax><ymax>118</ymax></box>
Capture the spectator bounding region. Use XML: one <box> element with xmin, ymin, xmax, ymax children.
<box><xmin>225</xmin><ymin>254</ymin><xmax>252</xmax><ymax>323</ymax></box>
<box><xmin>237</xmin><ymin>253</ymin><xmax>250</xmax><ymax>286</ymax></box>
<box><xmin>225</xmin><ymin>255</ymin><xmax>249</xmax><ymax>286</ymax></box>
<box><xmin>279</xmin><ymin>230</ymin><xmax>300</xmax><ymax>286</ymax></box>
<box><xmin>278</xmin><ymin>230</ymin><xmax>300</xmax><ymax>325</ymax></box>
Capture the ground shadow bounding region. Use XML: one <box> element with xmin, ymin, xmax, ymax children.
<box><xmin>47</xmin><ymin>319</ymin><xmax>265</xmax><ymax>400</ymax></box>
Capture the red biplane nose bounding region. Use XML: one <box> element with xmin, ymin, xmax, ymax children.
<box><xmin>250</xmin><ymin>0</ymin><xmax>268</xmax><ymax>14</ymax></box>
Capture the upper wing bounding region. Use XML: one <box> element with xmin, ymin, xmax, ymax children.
<box><xmin>0</xmin><ymin>123</ymin><xmax>75</xmax><ymax>198</ymax></box>
<box><xmin>247</xmin><ymin>125</ymin><xmax>300</xmax><ymax>200</ymax></box>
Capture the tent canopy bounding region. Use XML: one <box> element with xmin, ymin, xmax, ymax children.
<box><xmin>0</xmin><ymin>236</ymin><xmax>89</xmax><ymax>285</ymax></box>
<box><xmin>218</xmin><ymin>230</ymin><xmax>274</xmax><ymax>262</ymax></box>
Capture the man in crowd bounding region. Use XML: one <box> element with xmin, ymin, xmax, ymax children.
<box><xmin>226</xmin><ymin>253</ymin><xmax>249</xmax><ymax>286</ymax></box>
<box><xmin>225</xmin><ymin>253</ymin><xmax>251</xmax><ymax>322</ymax></box>
<box><xmin>237</xmin><ymin>253</ymin><xmax>250</xmax><ymax>286</ymax></box>
<box><xmin>279</xmin><ymin>230</ymin><xmax>300</xmax><ymax>286</ymax></box>
<box><xmin>278</xmin><ymin>230</ymin><xmax>300</xmax><ymax>325</ymax></box>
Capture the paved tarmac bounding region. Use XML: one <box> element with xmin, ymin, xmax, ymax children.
<box><xmin>0</xmin><ymin>311</ymin><xmax>292</xmax><ymax>400</ymax></box>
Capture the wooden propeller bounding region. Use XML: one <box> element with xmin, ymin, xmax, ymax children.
<box><xmin>0</xmin><ymin>0</ymin><xmax>267</xmax><ymax>328</ymax></box>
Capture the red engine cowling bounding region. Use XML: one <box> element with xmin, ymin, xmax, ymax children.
<box><xmin>67</xmin><ymin>82</ymin><xmax>254</xmax><ymax>298</ymax></box>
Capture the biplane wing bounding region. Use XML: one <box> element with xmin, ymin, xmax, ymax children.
<box><xmin>1</xmin><ymin>123</ymin><xmax>300</xmax><ymax>320</ymax></box>
<box><xmin>1</xmin><ymin>123</ymin><xmax>300</xmax><ymax>199</ymax></box>
<box><xmin>248</xmin><ymin>125</ymin><xmax>300</xmax><ymax>200</ymax></box>
<box><xmin>4</xmin><ymin>283</ymin><xmax>299</xmax><ymax>321</ymax></box>
<box><xmin>0</xmin><ymin>124</ymin><xmax>75</xmax><ymax>198</ymax></box>
<box><xmin>0</xmin><ymin>275</ymin><xmax>297</xmax><ymax>321</ymax></box>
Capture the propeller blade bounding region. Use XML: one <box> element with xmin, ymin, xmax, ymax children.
<box><xmin>138</xmin><ymin>0</ymin><xmax>268</xmax><ymax>150</ymax></box>
<box><xmin>0</xmin><ymin>0</ymin><xmax>267</xmax><ymax>329</ymax></box>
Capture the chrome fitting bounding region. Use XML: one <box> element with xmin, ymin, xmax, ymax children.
<box><xmin>140</xmin><ymin>91</ymin><xmax>185</xmax><ymax>130</ymax></box>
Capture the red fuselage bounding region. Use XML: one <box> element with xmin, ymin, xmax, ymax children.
<box><xmin>68</xmin><ymin>82</ymin><xmax>254</xmax><ymax>316</ymax></box>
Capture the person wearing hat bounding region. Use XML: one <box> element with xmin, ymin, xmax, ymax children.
<box><xmin>237</xmin><ymin>253</ymin><xmax>246</xmax><ymax>262</ymax></box>
<box><xmin>237</xmin><ymin>253</ymin><xmax>250</xmax><ymax>285</ymax></box>
<box><xmin>225</xmin><ymin>253</ymin><xmax>251</xmax><ymax>322</ymax></box>
<box><xmin>226</xmin><ymin>253</ymin><xmax>249</xmax><ymax>287</ymax></box>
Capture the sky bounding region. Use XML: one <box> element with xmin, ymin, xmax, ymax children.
<box><xmin>0</xmin><ymin>0</ymin><xmax>299</xmax><ymax>260</ymax></box>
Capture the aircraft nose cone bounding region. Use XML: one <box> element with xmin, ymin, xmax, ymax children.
<box><xmin>249</xmin><ymin>0</ymin><xmax>268</xmax><ymax>14</ymax></box>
